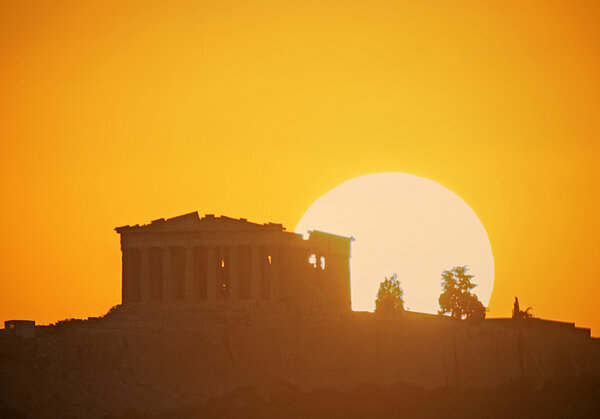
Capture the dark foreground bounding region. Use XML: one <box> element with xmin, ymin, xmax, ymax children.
<box><xmin>5</xmin><ymin>376</ymin><xmax>596</xmax><ymax>419</ymax></box>
<box><xmin>2</xmin><ymin>311</ymin><xmax>599</xmax><ymax>418</ymax></box>
<box><xmin>121</xmin><ymin>377</ymin><xmax>599</xmax><ymax>419</ymax></box>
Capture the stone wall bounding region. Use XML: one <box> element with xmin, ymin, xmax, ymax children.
<box><xmin>0</xmin><ymin>312</ymin><xmax>598</xmax><ymax>418</ymax></box>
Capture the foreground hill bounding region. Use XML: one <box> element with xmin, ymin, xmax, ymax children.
<box><xmin>1</xmin><ymin>308</ymin><xmax>599</xmax><ymax>418</ymax></box>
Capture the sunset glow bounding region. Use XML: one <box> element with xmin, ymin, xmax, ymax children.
<box><xmin>1</xmin><ymin>1</ymin><xmax>599</xmax><ymax>335</ymax></box>
<box><xmin>295</xmin><ymin>173</ymin><xmax>494</xmax><ymax>313</ymax></box>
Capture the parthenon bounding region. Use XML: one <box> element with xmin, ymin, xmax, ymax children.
<box><xmin>115</xmin><ymin>212</ymin><xmax>352</xmax><ymax>313</ymax></box>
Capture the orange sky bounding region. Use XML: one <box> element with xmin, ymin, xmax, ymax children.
<box><xmin>1</xmin><ymin>1</ymin><xmax>599</xmax><ymax>334</ymax></box>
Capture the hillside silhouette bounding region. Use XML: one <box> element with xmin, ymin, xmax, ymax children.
<box><xmin>103</xmin><ymin>377</ymin><xmax>600</xmax><ymax>419</ymax></box>
<box><xmin>2</xmin><ymin>213</ymin><xmax>599</xmax><ymax>418</ymax></box>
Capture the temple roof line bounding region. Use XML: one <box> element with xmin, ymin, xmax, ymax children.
<box><xmin>115</xmin><ymin>211</ymin><xmax>286</xmax><ymax>234</ymax></box>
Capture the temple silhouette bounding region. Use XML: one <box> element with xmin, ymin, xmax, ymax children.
<box><xmin>116</xmin><ymin>212</ymin><xmax>351</xmax><ymax>313</ymax></box>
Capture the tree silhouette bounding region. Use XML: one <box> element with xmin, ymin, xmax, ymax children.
<box><xmin>375</xmin><ymin>273</ymin><xmax>405</xmax><ymax>316</ymax></box>
<box><xmin>438</xmin><ymin>266</ymin><xmax>486</xmax><ymax>320</ymax></box>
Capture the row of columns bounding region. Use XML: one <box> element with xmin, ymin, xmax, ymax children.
<box><xmin>121</xmin><ymin>243</ymin><xmax>350</xmax><ymax>311</ymax></box>
<box><xmin>122</xmin><ymin>245</ymin><xmax>278</xmax><ymax>305</ymax></box>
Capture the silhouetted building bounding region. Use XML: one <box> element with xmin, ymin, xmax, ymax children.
<box><xmin>4</xmin><ymin>320</ymin><xmax>36</xmax><ymax>338</ymax></box>
<box><xmin>115</xmin><ymin>212</ymin><xmax>352</xmax><ymax>313</ymax></box>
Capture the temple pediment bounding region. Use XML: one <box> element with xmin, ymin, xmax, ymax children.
<box><xmin>115</xmin><ymin>212</ymin><xmax>285</xmax><ymax>234</ymax></box>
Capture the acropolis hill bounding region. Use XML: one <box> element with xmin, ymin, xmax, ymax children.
<box><xmin>1</xmin><ymin>212</ymin><xmax>599</xmax><ymax>418</ymax></box>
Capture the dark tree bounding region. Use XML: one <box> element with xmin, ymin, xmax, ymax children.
<box><xmin>438</xmin><ymin>266</ymin><xmax>486</xmax><ymax>320</ymax></box>
<box><xmin>375</xmin><ymin>273</ymin><xmax>405</xmax><ymax>316</ymax></box>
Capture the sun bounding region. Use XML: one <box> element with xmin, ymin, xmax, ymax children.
<box><xmin>295</xmin><ymin>173</ymin><xmax>494</xmax><ymax>313</ymax></box>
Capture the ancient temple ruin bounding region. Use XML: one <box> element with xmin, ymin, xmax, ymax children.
<box><xmin>115</xmin><ymin>212</ymin><xmax>352</xmax><ymax>312</ymax></box>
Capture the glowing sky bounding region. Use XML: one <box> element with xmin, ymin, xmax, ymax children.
<box><xmin>1</xmin><ymin>1</ymin><xmax>599</xmax><ymax>334</ymax></box>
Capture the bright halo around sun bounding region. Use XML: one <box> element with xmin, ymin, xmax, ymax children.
<box><xmin>295</xmin><ymin>173</ymin><xmax>494</xmax><ymax>314</ymax></box>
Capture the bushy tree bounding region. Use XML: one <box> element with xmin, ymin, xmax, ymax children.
<box><xmin>375</xmin><ymin>273</ymin><xmax>405</xmax><ymax>316</ymax></box>
<box><xmin>439</xmin><ymin>266</ymin><xmax>486</xmax><ymax>320</ymax></box>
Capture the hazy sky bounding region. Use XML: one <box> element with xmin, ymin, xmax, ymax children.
<box><xmin>1</xmin><ymin>0</ymin><xmax>598</xmax><ymax>334</ymax></box>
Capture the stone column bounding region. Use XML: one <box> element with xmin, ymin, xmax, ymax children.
<box><xmin>230</xmin><ymin>246</ymin><xmax>240</xmax><ymax>300</ymax></box>
<box><xmin>276</xmin><ymin>245</ymin><xmax>287</xmax><ymax>301</ymax></box>
<box><xmin>163</xmin><ymin>248</ymin><xmax>172</xmax><ymax>302</ymax></box>
<box><xmin>207</xmin><ymin>247</ymin><xmax>217</xmax><ymax>301</ymax></box>
<box><xmin>140</xmin><ymin>248</ymin><xmax>151</xmax><ymax>303</ymax></box>
<box><xmin>184</xmin><ymin>247</ymin><xmax>195</xmax><ymax>302</ymax></box>
<box><xmin>251</xmin><ymin>246</ymin><xmax>261</xmax><ymax>301</ymax></box>
<box><xmin>270</xmin><ymin>245</ymin><xmax>280</xmax><ymax>300</ymax></box>
<box><xmin>121</xmin><ymin>249</ymin><xmax>129</xmax><ymax>305</ymax></box>
<box><xmin>341</xmin><ymin>251</ymin><xmax>352</xmax><ymax>311</ymax></box>
<box><xmin>293</xmin><ymin>247</ymin><xmax>304</xmax><ymax>300</ymax></box>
